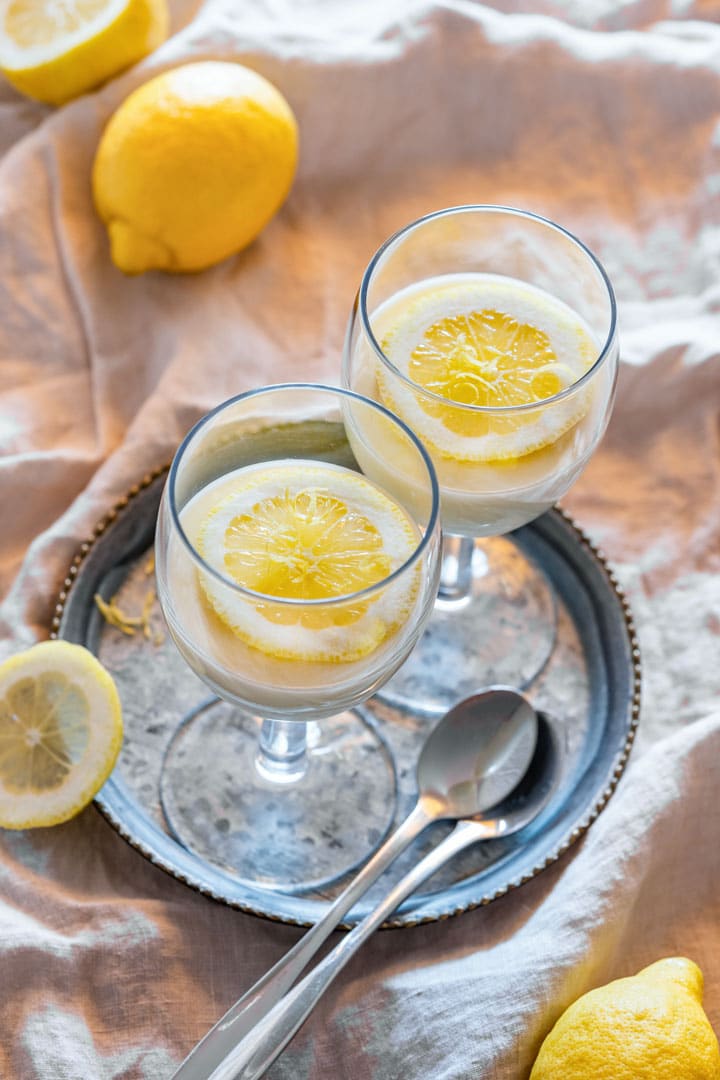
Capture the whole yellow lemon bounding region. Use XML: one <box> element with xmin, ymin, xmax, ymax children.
<box><xmin>0</xmin><ymin>0</ymin><xmax>169</xmax><ymax>106</ymax></box>
<box><xmin>530</xmin><ymin>957</ymin><xmax>720</xmax><ymax>1080</ymax></box>
<box><xmin>92</xmin><ymin>61</ymin><xmax>299</xmax><ymax>274</ymax></box>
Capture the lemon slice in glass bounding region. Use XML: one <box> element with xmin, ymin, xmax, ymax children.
<box><xmin>377</xmin><ymin>276</ymin><xmax>597</xmax><ymax>462</ymax></box>
<box><xmin>0</xmin><ymin>641</ymin><xmax>123</xmax><ymax>829</ymax></box>
<box><xmin>195</xmin><ymin>462</ymin><xmax>420</xmax><ymax>662</ymax></box>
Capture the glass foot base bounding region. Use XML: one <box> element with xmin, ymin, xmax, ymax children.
<box><xmin>379</xmin><ymin>535</ymin><xmax>557</xmax><ymax>716</ymax></box>
<box><xmin>159</xmin><ymin>700</ymin><xmax>398</xmax><ymax>894</ymax></box>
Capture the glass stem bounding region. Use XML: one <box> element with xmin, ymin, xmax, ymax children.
<box><xmin>438</xmin><ymin>533</ymin><xmax>475</xmax><ymax>602</ymax></box>
<box><xmin>256</xmin><ymin>719</ymin><xmax>308</xmax><ymax>784</ymax></box>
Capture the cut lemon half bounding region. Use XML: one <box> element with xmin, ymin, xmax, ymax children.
<box><xmin>194</xmin><ymin>461</ymin><xmax>420</xmax><ymax>662</ymax></box>
<box><xmin>0</xmin><ymin>0</ymin><xmax>168</xmax><ymax>106</ymax></box>
<box><xmin>0</xmin><ymin>641</ymin><xmax>123</xmax><ymax>829</ymax></box>
<box><xmin>377</xmin><ymin>275</ymin><xmax>597</xmax><ymax>462</ymax></box>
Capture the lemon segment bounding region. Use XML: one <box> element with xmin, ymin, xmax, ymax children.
<box><xmin>194</xmin><ymin>462</ymin><xmax>420</xmax><ymax>662</ymax></box>
<box><xmin>0</xmin><ymin>0</ymin><xmax>169</xmax><ymax>106</ymax></box>
<box><xmin>0</xmin><ymin>641</ymin><xmax>123</xmax><ymax>829</ymax></box>
<box><xmin>530</xmin><ymin>957</ymin><xmax>720</xmax><ymax>1080</ymax></box>
<box><xmin>377</xmin><ymin>274</ymin><xmax>597</xmax><ymax>462</ymax></box>
<box><xmin>92</xmin><ymin>61</ymin><xmax>298</xmax><ymax>274</ymax></box>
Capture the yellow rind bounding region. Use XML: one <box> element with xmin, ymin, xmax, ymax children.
<box><xmin>530</xmin><ymin>957</ymin><xmax>720</xmax><ymax>1080</ymax></box>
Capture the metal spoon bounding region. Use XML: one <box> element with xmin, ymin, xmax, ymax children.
<box><xmin>209</xmin><ymin>712</ymin><xmax>560</xmax><ymax>1080</ymax></box>
<box><xmin>172</xmin><ymin>687</ymin><xmax>538</xmax><ymax>1080</ymax></box>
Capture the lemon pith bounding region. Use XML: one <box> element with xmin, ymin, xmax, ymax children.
<box><xmin>530</xmin><ymin>958</ymin><xmax>720</xmax><ymax>1080</ymax></box>
<box><xmin>92</xmin><ymin>61</ymin><xmax>298</xmax><ymax>274</ymax></box>
<box><xmin>0</xmin><ymin>641</ymin><xmax>123</xmax><ymax>829</ymax></box>
<box><xmin>191</xmin><ymin>462</ymin><xmax>419</xmax><ymax>662</ymax></box>
<box><xmin>376</xmin><ymin>274</ymin><xmax>596</xmax><ymax>462</ymax></box>
<box><xmin>0</xmin><ymin>0</ymin><xmax>169</xmax><ymax>106</ymax></box>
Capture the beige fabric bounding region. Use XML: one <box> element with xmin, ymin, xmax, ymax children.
<box><xmin>1</xmin><ymin>1</ymin><xmax>720</xmax><ymax>1077</ymax></box>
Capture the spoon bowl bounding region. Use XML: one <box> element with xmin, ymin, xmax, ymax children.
<box><xmin>417</xmin><ymin>685</ymin><xmax>538</xmax><ymax>819</ymax></box>
<box><xmin>466</xmin><ymin>710</ymin><xmax>562</xmax><ymax>841</ymax></box>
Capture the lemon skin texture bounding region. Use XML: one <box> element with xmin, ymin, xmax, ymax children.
<box><xmin>530</xmin><ymin>957</ymin><xmax>720</xmax><ymax>1080</ymax></box>
<box><xmin>92</xmin><ymin>61</ymin><xmax>299</xmax><ymax>274</ymax></box>
<box><xmin>0</xmin><ymin>0</ymin><xmax>169</xmax><ymax>107</ymax></box>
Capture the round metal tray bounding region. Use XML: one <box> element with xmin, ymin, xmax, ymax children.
<box><xmin>52</xmin><ymin>467</ymin><xmax>640</xmax><ymax>928</ymax></box>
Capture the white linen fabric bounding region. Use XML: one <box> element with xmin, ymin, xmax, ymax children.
<box><xmin>1</xmin><ymin>1</ymin><xmax>720</xmax><ymax>1077</ymax></box>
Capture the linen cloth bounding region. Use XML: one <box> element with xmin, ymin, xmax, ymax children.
<box><xmin>1</xmin><ymin>1</ymin><xmax>720</xmax><ymax>1076</ymax></box>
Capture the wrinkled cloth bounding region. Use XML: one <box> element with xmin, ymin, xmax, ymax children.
<box><xmin>2</xmin><ymin>1</ymin><xmax>720</xmax><ymax>1077</ymax></box>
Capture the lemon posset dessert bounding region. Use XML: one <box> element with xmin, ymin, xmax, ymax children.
<box><xmin>354</xmin><ymin>272</ymin><xmax>604</xmax><ymax>536</ymax></box>
<box><xmin>165</xmin><ymin>459</ymin><xmax>423</xmax><ymax>717</ymax></box>
<box><xmin>345</xmin><ymin>207</ymin><xmax>617</xmax><ymax>711</ymax></box>
<box><xmin>156</xmin><ymin>385</ymin><xmax>440</xmax><ymax>889</ymax></box>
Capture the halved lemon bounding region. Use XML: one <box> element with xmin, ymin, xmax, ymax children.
<box><xmin>0</xmin><ymin>0</ymin><xmax>169</xmax><ymax>106</ymax></box>
<box><xmin>195</xmin><ymin>461</ymin><xmax>420</xmax><ymax>662</ymax></box>
<box><xmin>0</xmin><ymin>641</ymin><xmax>123</xmax><ymax>829</ymax></box>
<box><xmin>377</xmin><ymin>275</ymin><xmax>596</xmax><ymax>462</ymax></box>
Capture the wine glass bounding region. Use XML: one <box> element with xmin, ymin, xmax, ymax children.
<box><xmin>343</xmin><ymin>205</ymin><xmax>618</xmax><ymax>714</ymax></box>
<box><xmin>155</xmin><ymin>384</ymin><xmax>441</xmax><ymax>892</ymax></box>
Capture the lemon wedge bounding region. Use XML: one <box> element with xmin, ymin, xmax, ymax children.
<box><xmin>193</xmin><ymin>462</ymin><xmax>419</xmax><ymax>662</ymax></box>
<box><xmin>0</xmin><ymin>641</ymin><xmax>123</xmax><ymax>829</ymax></box>
<box><xmin>377</xmin><ymin>274</ymin><xmax>596</xmax><ymax>462</ymax></box>
<box><xmin>0</xmin><ymin>0</ymin><xmax>168</xmax><ymax>106</ymax></box>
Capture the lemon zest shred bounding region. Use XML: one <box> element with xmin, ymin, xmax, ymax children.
<box><xmin>141</xmin><ymin>589</ymin><xmax>157</xmax><ymax>641</ymax></box>
<box><xmin>94</xmin><ymin>594</ymin><xmax>141</xmax><ymax>636</ymax></box>
<box><xmin>94</xmin><ymin>589</ymin><xmax>164</xmax><ymax>645</ymax></box>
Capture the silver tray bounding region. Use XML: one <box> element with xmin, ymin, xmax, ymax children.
<box><xmin>52</xmin><ymin>467</ymin><xmax>640</xmax><ymax>929</ymax></box>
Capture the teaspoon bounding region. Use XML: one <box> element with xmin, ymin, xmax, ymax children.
<box><xmin>210</xmin><ymin>712</ymin><xmax>560</xmax><ymax>1080</ymax></box>
<box><xmin>172</xmin><ymin>686</ymin><xmax>538</xmax><ymax>1079</ymax></box>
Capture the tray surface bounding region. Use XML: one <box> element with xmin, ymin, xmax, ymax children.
<box><xmin>53</xmin><ymin>468</ymin><xmax>640</xmax><ymax>928</ymax></box>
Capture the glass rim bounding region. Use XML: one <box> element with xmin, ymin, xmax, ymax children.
<box><xmin>167</xmin><ymin>382</ymin><xmax>441</xmax><ymax>606</ymax></box>
<box><xmin>357</xmin><ymin>204</ymin><xmax>618</xmax><ymax>415</ymax></box>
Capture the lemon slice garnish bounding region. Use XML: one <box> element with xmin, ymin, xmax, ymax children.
<box><xmin>377</xmin><ymin>277</ymin><xmax>596</xmax><ymax>462</ymax></box>
<box><xmin>0</xmin><ymin>642</ymin><xmax>123</xmax><ymax>829</ymax></box>
<box><xmin>195</xmin><ymin>462</ymin><xmax>419</xmax><ymax>662</ymax></box>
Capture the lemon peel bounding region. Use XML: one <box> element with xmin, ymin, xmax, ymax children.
<box><xmin>194</xmin><ymin>462</ymin><xmax>419</xmax><ymax>663</ymax></box>
<box><xmin>92</xmin><ymin>61</ymin><xmax>298</xmax><ymax>274</ymax></box>
<box><xmin>530</xmin><ymin>957</ymin><xmax>720</xmax><ymax>1080</ymax></box>
<box><xmin>94</xmin><ymin>586</ymin><xmax>163</xmax><ymax>644</ymax></box>
<box><xmin>0</xmin><ymin>0</ymin><xmax>168</xmax><ymax>106</ymax></box>
<box><xmin>0</xmin><ymin>641</ymin><xmax>123</xmax><ymax>829</ymax></box>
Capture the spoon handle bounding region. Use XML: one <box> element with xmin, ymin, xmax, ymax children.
<box><xmin>171</xmin><ymin>800</ymin><xmax>433</xmax><ymax>1080</ymax></box>
<box><xmin>208</xmin><ymin>818</ymin><xmax>496</xmax><ymax>1080</ymax></box>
